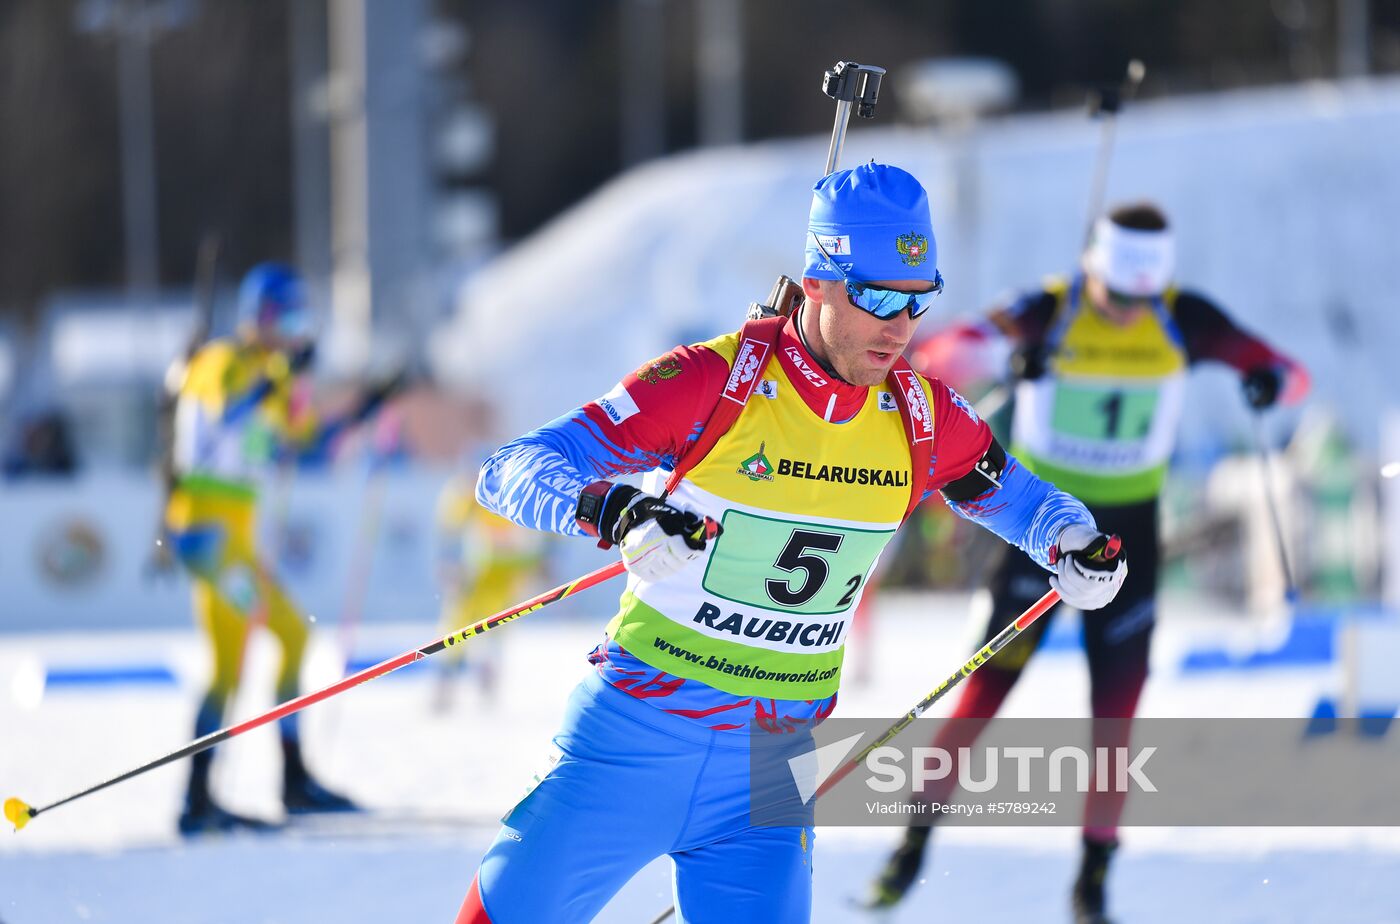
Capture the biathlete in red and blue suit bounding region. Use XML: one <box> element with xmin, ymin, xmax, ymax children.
<box><xmin>454</xmin><ymin>163</ymin><xmax>1128</xmax><ymax>923</ymax></box>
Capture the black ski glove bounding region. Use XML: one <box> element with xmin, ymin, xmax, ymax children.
<box><xmin>1242</xmin><ymin>367</ymin><xmax>1282</xmax><ymax>410</ymax></box>
<box><xmin>575</xmin><ymin>482</ymin><xmax>719</xmax><ymax>550</ymax></box>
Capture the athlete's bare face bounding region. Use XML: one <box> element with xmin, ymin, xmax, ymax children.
<box><xmin>1085</xmin><ymin>274</ymin><xmax>1153</xmax><ymax>327</ymax></box>
<box><xmin>243</xmin><ymin>324</ymin><xmax>311</xmax><ymax>360</ymax></box>
<box><xmin>799</xmin><ymin>278</ymin><xmax>924</xmax><ymax>387</ymax></box>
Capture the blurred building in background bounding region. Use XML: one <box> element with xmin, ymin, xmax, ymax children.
<box><xmin>4</xmin><ymin>0</ymin><xmax>1400</xmax><ymax>460</ymax></box>
<box><xmin>2</xmin><ymin>0</ymin><xmax>1400</xmax><ymax>619</ymax></box>
<box><xmin>2</xmin><ymin>0</ymin><xmax>502</xmax><ymax>468</ymax></box>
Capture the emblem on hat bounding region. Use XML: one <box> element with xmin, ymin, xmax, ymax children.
<box><xmin>895</xmin><ymin>232</ymin><xmax>928</xmax><ymax>267</ymax></box>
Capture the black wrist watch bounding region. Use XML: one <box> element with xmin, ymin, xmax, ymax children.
<box><xmin>576</xmin><ymin>480</ymin><xmax>614</xmax><ymax>545</ymax></box>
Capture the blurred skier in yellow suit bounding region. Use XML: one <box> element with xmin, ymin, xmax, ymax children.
<box><xmin>433</xmin><ymin>468</ymin><xmax>545</xmax><ymax>710</ymax></box>
<box><xmin>165</xmin><ymin>263</ymin><xmax>394</xmax><ymax>834</ymax></box>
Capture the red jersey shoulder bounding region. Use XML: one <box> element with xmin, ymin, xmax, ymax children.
<box><xmin>936</xmin><ymin>377</ymin><xmax>984</xmax><ymax>429</ymax></box>
<box><xmin>628</xmin><ymin>344</ymin><xmax>729</xmax><ymax>388</ymax></box>
<box><xmin>632</xmin><ymin>352</ymin><xmax>686</xmax><ymax>385</ymax></box>
<box><xmin>589</xmin><ymin>342</ymin><xmax>730</xmax><ymax>433</ymax></box>
<box><xmin>922</xmin><ymin>371</ymin><xmax>993</xmax><ymax>488</ymax></box>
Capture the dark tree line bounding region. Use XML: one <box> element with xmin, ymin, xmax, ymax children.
<box><xmin>0</xmin><ymin>1</ymin><xmax>292</xmax><ymax>324</ymax></box>
<box><xmin>3</xmin><ymin>0</ymin><xmax>1396</xmax><ymax>323</ymax></box>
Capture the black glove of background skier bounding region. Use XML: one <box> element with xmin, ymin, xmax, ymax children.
<box><xmin>1242</xmin><ymin>367</ymin><xmax>1282</xmax><ymax>410</ymax></box>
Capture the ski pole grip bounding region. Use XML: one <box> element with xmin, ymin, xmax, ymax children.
<box><xmin>692</xmin><ymin>516</ymin><xmax>723</xmax><ymax>544</ymax></box>
<box><xmin>1085</xmin><ymin>534</ymin><xmax>1122</xmax><ymax>564</ymax></box>
<box><xmin>1049</xmin><ymin>533</ymin><xmax>1122</xmax><ymax>570</ymax></box>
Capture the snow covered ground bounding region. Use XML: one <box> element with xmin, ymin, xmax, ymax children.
<box><xmin>3</xmin><ymin>590</ymin><xmax>1397</xmax><ymax>923</ymax></box>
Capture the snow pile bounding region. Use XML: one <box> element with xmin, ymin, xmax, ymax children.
<box><xmin>434</xmin><ymin>77</ymin><xmax>1400</xmax><ymax>451</ymax></box>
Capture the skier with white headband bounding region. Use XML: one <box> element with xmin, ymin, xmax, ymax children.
<box><xmin>869</xmin><ymin>201</ymin><xmax>1309</xmax><ymax>923</ymax></box>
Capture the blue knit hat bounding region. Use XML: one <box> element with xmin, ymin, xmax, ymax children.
<box><xmin>804</xmin><ymin>163</ymin><xmax>938</xmax><ymax>284</ymax></box>
<box><xmin>237</xmin><ymin>262</ymin><xmax>311</xmax><ymax>338</ymax></box>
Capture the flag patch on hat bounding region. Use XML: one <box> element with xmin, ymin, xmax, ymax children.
<box><xmin>896</xmin><ymin>232</ymin><xmax>929</xmax><ymax>267</ymax></box>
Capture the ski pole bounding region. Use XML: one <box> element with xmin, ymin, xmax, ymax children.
<box><xmin>813</xmin><ymin>588</ymin><xmax>1066</xmax><ymax>801</ymax></box>
<box><xmin>647</xmin><ymin>535</ymin><xmax>1121</xmax><ymax>923</ymax></box>
<box><xmin>821</xmin><ymin>535</ymin><xmax>1117</xmax><ymax>794</ymax></box>
<box><xmin>333</xmin><ymin>410</ymin><xmax>407</xmax><ymax>679</ymax></box>
<box><xmin>1248</xmin><ymin>411</ymin><xmax>1301</xmax><ymax>603</ymax></box>
<box><xmin>147</xmin><ymin>231</ymin><xmax>222</xmax><ymax>581</ymax></box>
<box><xmin>645</xmin><ymin>590</ymin><xmax>1064</xmax><ymax>924</ymax></box>
<box><xmin>318</xmin><ymin>445</ymin><xmax>392</xmax><ymax>770</ymax></box>
<box><xmin>1082</xmin><ymin>59</ymin><xmax>1146</xmax><ymax>245</ymax></box>
<box><xmin>4</xmin><ymin>559</ymin><xmax>627</xmax><ymax>832</ymax></box>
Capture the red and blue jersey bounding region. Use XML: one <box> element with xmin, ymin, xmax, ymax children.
<box><xmin>478</xmin><ymin>313</ymin><xmax>1095</xmax><ymax>731</ymax></box>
